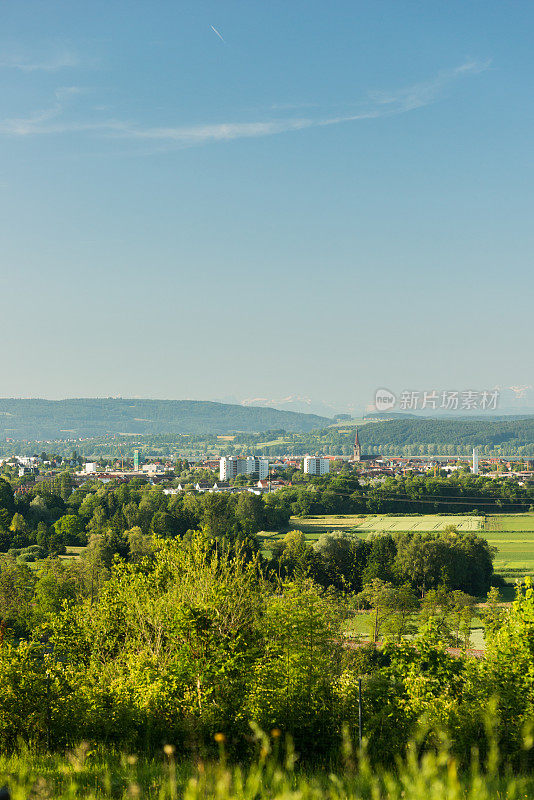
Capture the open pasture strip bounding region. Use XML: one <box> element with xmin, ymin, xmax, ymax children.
<box><xmin>488</xmin><ymin>536</ymin><xmax>534</xmax><ymax>572</ymax></box>
<box><xmin>486</xmin><ymin>514</ymin><xmax>534</xmax><ymax>533</ymax></box>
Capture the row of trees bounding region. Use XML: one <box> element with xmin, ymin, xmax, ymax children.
<box><xmin>270</xmin><ymin>526</ymin><xmax>494</xmax><ymax>597</ymax></box>
<box><xmin>278</xmin><ymin>471</ymin><xmax>534</xmax><ymax>515</ymax></box>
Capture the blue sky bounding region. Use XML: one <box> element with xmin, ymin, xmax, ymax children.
<box><xmin>0</xmin><ymin>1</ymin><xmax>533</xmax><ymax>414</ymax></box>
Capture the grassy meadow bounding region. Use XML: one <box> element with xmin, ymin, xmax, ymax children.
<box><xmin>484</xmin><ymin>514</ymin><xmax>534</xmax><ymax>583</ymax></box>
<box><xmin>2</xmin><ymin>742</ymin><xmax>532</xmax><ymax>800</ymax></box>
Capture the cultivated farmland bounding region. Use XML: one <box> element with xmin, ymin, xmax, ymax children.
<box><xmin>484</xmin><ymin>514</ymin><xmax>534</xmax><ymax>582</ymax></box>
<box><xmin>356</xmin><ymin>515</ymin><xmax>483</xmax><ymax>533</ymax></box>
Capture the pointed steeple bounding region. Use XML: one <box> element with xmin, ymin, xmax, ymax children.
<box><xmin>353</xmin><ymin>427</ymin><xmax>361</xmax><ymax>462</ymax></box>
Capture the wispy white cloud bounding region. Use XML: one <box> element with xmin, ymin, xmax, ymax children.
<box><xmin>369</xmin><ymin>59</ymin><xmax>491</xmax><ymax>111</ymax></box>
<box><xmin>0</xmin><ymin>86</ymin><xmax>103</xmax><ymax>136</ymax></box>
<box><xmin>0</xmin><ymin>50</ymin><xmax>79</xmax><ymax>72</ymax></box>
<box><xmin>109</xmin><ymin>59</ymin><xmax>490</xmax><ymax>145</ymax></box>
<box><xmin>0</xmin><ymin>59</ymin><xmax>490</xmax><ymax>146</ymax></box>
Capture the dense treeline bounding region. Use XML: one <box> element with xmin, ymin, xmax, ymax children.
<box><xmin>271</xmin><ymin>528</ymin><xmax>494</xmax><ymax>597</ymax></box>
<box><xmin>0</xmin><ymin>471</ymin><xmax>496</xmax><ymax>624</ymax></box>
<box><xmin>228</xmin><ymin>417</ymin><xmax>534</xmax><ymax>457</ymax></box>
<box><xmin>280</xmin><ymin>470</ymin><xmax>534</xmax><ymax>514</ymax></box>
<box><xmin>0</xmin><ymin>470</ymin><xmax>528</xmax><ymax>767</ymax></box>
<box><xmin>0</xmin><ymin>471</ymin><xmax>527</xmax><ymax>591</ymax></box>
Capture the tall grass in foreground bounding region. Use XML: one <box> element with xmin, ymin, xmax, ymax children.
<box><xmin>2</xmin><ymin>733</ymin><xmax>534</xmax><ymax>800</ymax></box>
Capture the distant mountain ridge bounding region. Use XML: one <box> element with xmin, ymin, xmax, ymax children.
<box><xmin>0</xmin><ymin>398</ymin><xmax>331</xmax><ymax>439</ymax></box>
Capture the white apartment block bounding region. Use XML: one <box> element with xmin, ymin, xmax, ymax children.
<box><xmin>303</xmin><ymin>456</ymin><xmax>330</xmax><ymax>476</ymax></box>
<box><xmin>220</xmin><ymin>456</ymin><xmax>269</xmax><ymax>481</ymax></box>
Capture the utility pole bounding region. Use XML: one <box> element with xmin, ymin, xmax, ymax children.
<box><xmin>358</xmin><ymin>678</ymin><xmax>363</xmax><ymax>751</ymax></box>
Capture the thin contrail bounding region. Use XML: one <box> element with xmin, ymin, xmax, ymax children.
<box><xmin>210</xmin><ymin>25</ymin><xmax>226</xmax><ymax>43</ymax></box>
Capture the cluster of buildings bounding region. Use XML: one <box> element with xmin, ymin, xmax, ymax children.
<box><xmin>0</xmin><ymin>454</ymin><xmax>43</xmax><ymax>477</ymax></box>
<box><xmin>7</xmin><ymin>427</ymin><xmax>533</xmax><ymax>493</ymax></box>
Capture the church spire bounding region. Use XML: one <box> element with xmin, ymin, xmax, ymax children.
<box><xmin>353</xmin><ymin>427</ymin><xmax>361</xmax><ymax>462</ymax></box>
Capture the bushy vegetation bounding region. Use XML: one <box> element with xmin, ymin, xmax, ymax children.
<box><xmin>3</xmin><ymin>470</ymin><xmax>534</xmax><ymax>779</ymax></box>
<box><xmin>0</xmin><ymin>522</ymin><xmax>533</xmax><ymax>769</ymax></box>
<box><xmin>277</xmin><ymin>470</ymin><xmax>533</xmax><ymax>514</ymax></box>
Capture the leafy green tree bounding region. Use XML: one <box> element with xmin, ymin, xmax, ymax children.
<box><xmin>58</xmin><ymin>471</ymin><xmax>74</xmax><ymax>501</ymax></box>
<box><xmin>363</xmin><ymin>534</ymin><xmax>397</xmax><ymax>583</ymax></box>
<box><xmin>262</xmin><ymin>493</ymin><xmax>291</xmax><ymax>530</ymax></box>
<box><xmin>235</xmin><ymin>492</ymin><xmax>265</xmax><ymax>536</ymax></box>
<box><xmin>484</xmin><ymin>586</ymin><xmax>504</xmax><ymax>634</ymax></box>
<box><xmin>54</xmin><ymin>514</ymin><xmax>86</xmax><ymax>545</ymax></box>
<box><xmin>313</xmin><ymin>531</ymin><xmax>369</xmax><ymax>591</ymax></box>
<box><xmin>32</xmin><ymin>559</ymin><xmax>78</xmax><ymax>625</ymax></box>
<box><xmin>482</xmin><ymin>579</ymin><xmax>534</xmax><ymax>765</ymax></box>
<box><xmin>358</xmin><ymin>579</ymin><xmax>399</xmax><ymax>643</ymax></box>
<box><xmin>150</xmin><ymin>510</ymin><xmax>179</xmax><ymax>538</ymax></box>
<box><xmin>270</xmin><ymin>530</ymin><xmax>318</xmax><ymax>581</ymax></box>
<box><xmin>48</xmin><ymin>535</ymin><xmax>264</xmax><ymax>749</ymax></box>
<box><xmin>381</xmin><ymin>583</ymin><xmax>419</xmax><ymax>643</ymax></box>
<box><xmin>0</xmin><ymin>556</ymin><xmax>36</xmax><ymax>637</ymax></box>
<box><xmin>246</xmin><ymin>579</ymin><xmax>347</xmax><ymax>756</ymax></box>
<box><xmin>447</xmin><ymin>590</ymin><xmax>476</xmax><ymax>649</ymax></box>
<box><xmin>87</xmin><ymin>506</ymin><xmax>107</xmax><ymax>536</ymax></box>
<box><xmin>9</xmin><ymin>512</ymin><xmax>27</xmax><ymax>535</ymax></box>
<box><xmin>0</xmin><ymin>478</ymin><xmax>15</xmax><ymax>513</ymax></box>
<box><xmin>126</xmin><ymin>526</ymin><xmax>155</xmax><ymax>563</ymax></box>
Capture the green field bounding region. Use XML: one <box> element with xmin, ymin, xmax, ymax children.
<box><xmin>260</xmin><ymin>513</ymin><xmax>485</xmax><ymax>543</ymax></box>
<box><xmin>485</xmin><ymin>514</ymin><xmax>534</xmax><ymax>532</ymax></box>
<box><xmin>357</xmin><ymin>515</ymin><xmax>483</xmax><ymax>532</ymax></box>
<box><xmin>484</xmin><ymin>514</ymin><xmax>534</xmax><ymax>581</ymax></box>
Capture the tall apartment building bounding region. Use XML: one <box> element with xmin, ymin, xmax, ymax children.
<box><xmin>220</xmin><ymin>456</ymin><xmax>269</xmax><ymax>481</ymax></box>
<box><xmin>303</xmin><ymin>456</ymin><xmax>330</xmax><ymax>475</ymax></box>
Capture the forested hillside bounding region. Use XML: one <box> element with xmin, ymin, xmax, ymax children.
<box><xmin>215</xmin><ymin>416</ymin><xmax>534</xmax><ymax>458</ymax></box>
<box><xmin>0</xmin><ymin>398</ymin><xmax>330</xmax><ymax>439</ymax></box>
<box><xmin>1</xmin><ymin>414</ymin><xmax>532</xmax><ymax>459</ymax></box>
<box><xmin>357</xmin><ymin>416</ymin><xmax>534</xmax><ymax>456</ymax></box>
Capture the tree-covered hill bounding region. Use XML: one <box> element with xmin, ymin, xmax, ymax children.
<box><xmin>234</xmin><ymin>416</ymin><xmax>534</xmax><ymax>458</ymax></box>
<box><xmin>357</xmin><ymin>416</ymin><xmax>534</xmax><ymax>456</ymax></box>
<box><xmin>0</xmin><ymin>398</ymin><xmax>330</xmax><ymax>439</ymax></box>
